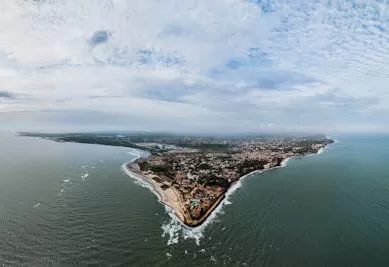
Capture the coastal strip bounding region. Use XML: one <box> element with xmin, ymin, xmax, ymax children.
<box><xmin>21</xmin><ymin>132</ymin><xmax>334</xmax><ymax>228</ymax></box>
<box><xmin>123</xmin><ymin>161</ymin><xmax>222</xmax><ymax>227</ymax></box>
<box><xmin>122</xmin><ymin>148</ymin><xmax>324</xmax><ymax>228</ymax></box>
<box><xmin>122</xmin><ymin>162</ymin><xmax>185</xmax><ymax>221</ymax></box>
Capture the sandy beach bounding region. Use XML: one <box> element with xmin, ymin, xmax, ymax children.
<box><xmin>123</xmin><ymin>161</ymin><xmax>228</xmax><ymax>227</ymax></box>
<box><xmin>123</xmin><ymin>162</ymin><xmax>188</xmax><ymax>223</ymax></box>
<box><xmin>122</xmin><ymin>143</ymin><xmax>333</xmax><ymax>228</ymax></box>
<box><xmin>122</xmin><ymin>158</ymin><xmax>289</xmax><ymax>227</ymax></box>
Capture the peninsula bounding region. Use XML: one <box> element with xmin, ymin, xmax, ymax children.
<box><xmin>20</xmin><ymin>132</ymin><xmax>334</xmax><ymax>227</ymax></box>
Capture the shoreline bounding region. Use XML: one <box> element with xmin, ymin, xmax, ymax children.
<box><xmin>122</xmin><ymin>142</ymin><xmax>334</xmax><ymax>228</ymax></box>
<box><xmin>122</xmin><ymin>158</ymin><xmax>280</xmax><ymax>228</ymax></box>
<box><xmin>121</xmin><ymin>160</ymin><xmax>185</xmax><ymax>223</ymax></box>
<box><xmin>122</xmin><ymin>159</ymin><xmax>189</xmax><ymax>223</ymax></box>
<box><xmin>123</xmin><ymin>160</ymin><xmax>224</xmax><ymax>227</ymax></box>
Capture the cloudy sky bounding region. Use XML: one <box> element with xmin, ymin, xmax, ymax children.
<box><xmin>1</xmin><ymin>0</ymin><xmax>389</xmax><ymax>133</ymax></box>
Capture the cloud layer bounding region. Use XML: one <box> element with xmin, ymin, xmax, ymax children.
<box><xmin>1</xmin><ymin>0</ymin><xmax>389</xmax><ymax>133</ymax></box>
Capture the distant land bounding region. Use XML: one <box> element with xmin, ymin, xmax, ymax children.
<box><xmin>20</xmin><ymin>132</ymin><xmax>334</xmax><ymax>227</ymax></box>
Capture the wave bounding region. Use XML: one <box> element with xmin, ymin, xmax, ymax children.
<box><xmin>124</xmin><ymin>154</ymin><xmax>290</xmax><ymax>245</ymax></box>
<box><xmin>159</xmin><ymin>151</ymin><xmax>333</xmax><ymax>245</ymax></box>
<box><xmin>33</xmin><ymin>202</ymin><xmax>42</xmax><ymax>208</ymax></box>
<box><xmin>327</xmin><ymin>135</ymin><xmax>339</xmax><ymax>144</ymax></box>
<box><xmin>280</xmin><ymin>157</ymin><xmax>292</xmax><ymax>167</ymax></box>
<box><xmin>122</xmin><ymin>155</ymin><xmax>221</xmax><ymax>245</ymax></box>
<box><xmin>121</xmin><ymin>163</ymin><xmax>154</xmax><ymax>192</ymax></box>
<box><xmin>121</xmin><ymin>155</ymin><xmax>154</xmax><ymax>189</ymax></box>
<box><xmin>160</xmin><ymin>169</ymin><xmax>263</xmax><ymax>246</ymax></box>
<box><xmin>125</xmin><ymin>148</ymin><xmax>328</xmax><ymax>245</ymax></box>
<box><xmin>81</xmin><ymin>173</ymin><xmax>89</xmax><ymax>180</ymax></box>
<box><xmin>318</xmin><ymin>137</ymin><xmax>338</xmax><ymax>155</ymax></box>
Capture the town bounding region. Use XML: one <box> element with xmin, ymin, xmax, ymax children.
<box><xmin>20</xmin><ymin>132</ymin><xmax>334</xmax><ymax>226</ymax></box>
<box><xmin>128</xmin><ymin>135</ymin><xmax>334</xmax><ymax>226</ymax></box>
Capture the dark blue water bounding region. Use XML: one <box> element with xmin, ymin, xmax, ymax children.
<box><xmin>1</xmin><ymin>134</ymin><xmax>389</xmax><ymax>266</ymax></box>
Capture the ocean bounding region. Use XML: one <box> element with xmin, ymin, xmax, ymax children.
<box><xmin>1</xmin><ymin>133</ymin><xmax>389</xmax><ymax>266</ymax></box>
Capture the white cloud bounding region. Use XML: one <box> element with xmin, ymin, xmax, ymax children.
<box><xmin>0</xmin><ymin>0</ymin><xmax>389</xmax><ymax>133</ymax></box>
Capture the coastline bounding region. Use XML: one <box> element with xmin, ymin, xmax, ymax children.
<box><xmin>122</xmin><ymin>142</ymin><xmax>334</xmax><ymax>228</ymax></box>
<box><xmin>122</xmin><ymin>158</ymin><xmax>280</xmax><ymax>228</ymax></box>
<box><xmin>122</xmin><ymin>159</ymin><xmax>190</xmax><ymax>223</ymax></box>
<box><xmin>122</xmin><ymin>160</ymin><xmax>225</xmax><ymax>227</ymax></box>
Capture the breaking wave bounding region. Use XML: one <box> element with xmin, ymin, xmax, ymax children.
<box><xmin>121</xmin><ymin>155</ymin><xmax>153</xmax><ymax>190</ymax></box>
<box><xmin>123</xmin><ymin>143</ymin><xmax>334</xmax><ymax>245</ymax></box>
<box><xmin>33</xmin><ymin>202</ymin><xmax>42</xmax><ymax>208</ymax></box>
<box><xmin>280</xmin><ymin>157</ymin><xmax>292</xmax><ymax>167</ymax></box>
<box><xmin>160</xmin><ymin>170</ymin><xmax>262</xmax><ymax>246</ymax></box>
<box><xmin>159</xmin><ymin>152</ymin><xmax>330</xmax><ymax>245</ymax></box>
<box><xmin>121</xmin><ymin>153</ymin><xmax>243</xmax><ymax>245</ymax></box>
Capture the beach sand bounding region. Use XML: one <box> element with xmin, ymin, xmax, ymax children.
<box><xmin>123</xmin><ymin>162</ymin><xmax>226</xmax><ymax>227</ymax></box>
<box><xmin>123</xmin><ymin>162</ymin><xmax>187</xmax><ymax>223</ymax></box>
<box><xmin>122</xmin><ymin>143</ymin><xmax>333</xmax><ymax>227</ymax></box>
<box><xmin>123</xmin><ymin>159</ymin><xmax>288</xmax><ymax>227</ymax></box>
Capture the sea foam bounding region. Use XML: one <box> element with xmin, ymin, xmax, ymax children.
<box><xmin>33</xmin><ymin>202</ymin><xmax>42</xmax><ymax>208</ymax></box>
<box><xmin>124</xmin><ymin>149</ymin><xmax>326</xmax><ymax>246</ymax></box>
<box><xmin>280</xmin><ymin>157</ymin><xmax>292</xmax><ymax>167</ymax></box>
<box><xmin>121</xmin><ymin>156</ymin><xmax>154</xmax><ymax>191</ymax></box>
<box><xmin>160</xmin><ymin>169</ymin><xmax>263</xmax><ymax>246</ymax></box>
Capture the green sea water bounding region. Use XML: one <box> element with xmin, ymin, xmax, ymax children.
<box><xmin>1</xmin><ymin>133</ymin><xmax>389</xmax><ymax>266</ymax></box>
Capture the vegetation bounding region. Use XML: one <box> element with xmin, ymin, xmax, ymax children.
<box><xmin>160</xmin><ymin>184</ymin><xmax>170</xmax><ymax>190</ymax></box>
<box><xmin>152</xmin><ymin>176</ymin><xmax>162</xmax><ymax>183</ymax></box>
<box><xmin>237</xmin><ymin>159</ymin><xmax>268</xmax><ymax>176</ymax></box>
<box><xmin>198</xmin><ymin>174</ymin><xmax>230</xmax><ymax>189</ymax></box>
<box><xmin>150</xmin><ymin>165</ymin><xmax>172</xmax><ymax>173</ymax></box>
<box><xmin>149</xmin><ymin>165</ymin><xmax>175</xmax><ymax>179</ymax></box>
<box><xmin>20</xmin><ymin>133</ymin><xmax>148</xmax><ymax>151</ymax></box>
<box><xmin>198</xmin><ymin>162</ymin><xmax>212</xmax><ymax>170</ymax></box>
<box><xmin>178</xmin><ymin>143</ymin><xmax>231</xmax><ymax>152</ymax></box>
<box><xmin>138</xmin><ymin>161</ymin><xmax>150</xmax><ymax>171</ymax></box>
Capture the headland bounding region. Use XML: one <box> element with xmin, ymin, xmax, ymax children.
<box><xmin>120</xmin><ymin>135</ymin><xmax>334</xmax><ymax>227</ymax></box>
<box><xmin>20</xmin><ymin>132</ymin><xmax>334</xmax><ymax>227</ymax></box>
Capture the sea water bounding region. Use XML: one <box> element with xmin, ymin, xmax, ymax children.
<box><xmin>1</xmin><ymin>133</ymin><xmax>389</xmax><ymax>266</ymax></box>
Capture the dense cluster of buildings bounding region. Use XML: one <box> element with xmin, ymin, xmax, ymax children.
<box><xmin>24</xmin><ymin>132</ymin><xmax>334</xmax><ymax>226</ymax></box>
<box><xmin>138</xmin><ymin>136</ymin><xmax>333</xmax><ymax>221</ymax></box>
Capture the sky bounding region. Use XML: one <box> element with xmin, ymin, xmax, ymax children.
<box><xmin>1</xmin><ymin>0</ymin><xmax>389</xmax><ymax>134</ymax></box>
